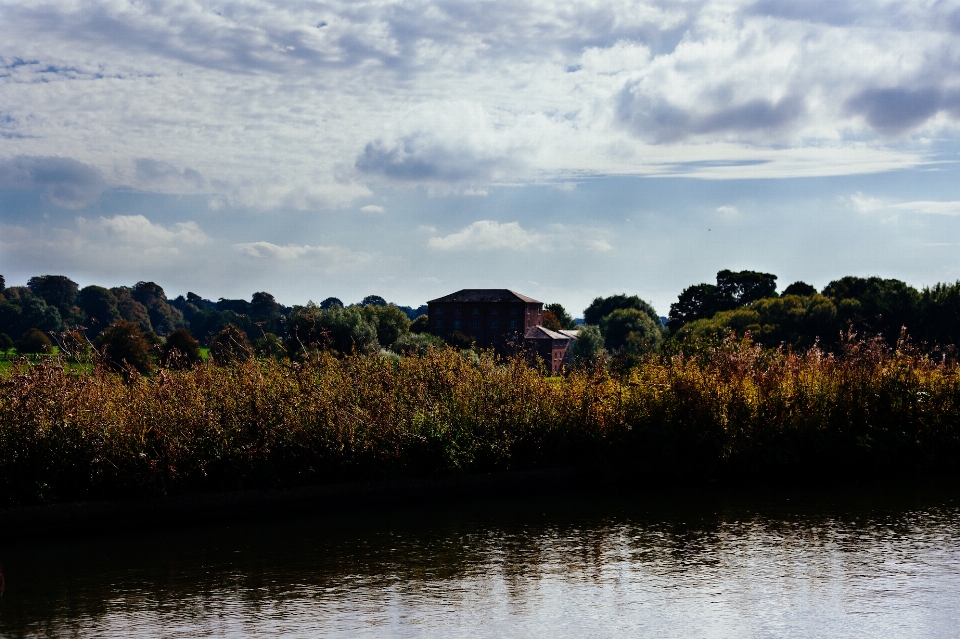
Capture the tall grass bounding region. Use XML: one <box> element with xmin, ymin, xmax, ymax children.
<box><xmin>1</xmin><ymin>334</ymin><xmax>959</xmax><ymax>506</ymax></box>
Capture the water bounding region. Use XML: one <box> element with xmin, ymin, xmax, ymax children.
<box><xmin>2</xmin><ymin>483</ymin><xmax>960</xmax><ymax>638</ymax></box>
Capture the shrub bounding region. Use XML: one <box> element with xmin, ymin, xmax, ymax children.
<box><xmin>254</xmin><ymin>333</ymin><xmax>286</xmax><ymax>360</ymax></box>
<box><xmin>161</xmin><ymin>328</ymin><xmax>203</xmax><ymax>369</ymax></box>
<box><xmin>16</xmin><ymin>328</ymin><xmax>53</xmax><ymax>355</ymax></box>
<box><xmin>444</xmin><ymin>330</ymin><xmax>474</xmax><ymax>349</ymax></box>
<box><xmin>409</xmin><ymin>315</ymin><xmax>430</xmax><ymax>334</ymax></box>
<box><xmin>0</xmin><ymin>333</ymin><xmax>13</xmax><ymax>352</ymax></box>
<box><xmin>210</xmin><ymin>325</ymin><xmax>254</xmax><ymax>365</ymax></box>
<box><xmin>95</xmin><ymin>321</ymin><xmax>154</xmax><ymax>374</ymax></box>
<box><xmin>570</xmin><ymin>325</ymin><xmax>605</xmax><ymax>366</ymax></box>
<box><xmin>394</xmin><ymin>332</ymin><xmax>444</xmax><ymax>356</ymax></box>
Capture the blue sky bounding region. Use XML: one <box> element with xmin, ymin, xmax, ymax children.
<box><xmin>2</xmin><ymin>0</ymin><xmax>960</xmax><ymax>317</ymax></box>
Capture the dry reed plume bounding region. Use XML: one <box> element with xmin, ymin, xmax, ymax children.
<box><xmin>1</xmin><ymin>334</ymin><xmax>959</xmax><ymax>506</ymax></box>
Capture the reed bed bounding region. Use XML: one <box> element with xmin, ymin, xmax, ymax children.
<box><xmin>1</xmin><ymin>336</ymin><xmax>959</xmax><ymax>506</ymax></box>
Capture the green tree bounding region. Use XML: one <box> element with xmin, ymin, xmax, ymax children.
<box><xmin>160</xmin><ymin>328</ymin><xmax>203</xmax><ymax>368</ymax></box>
<box><xmin>95</xmin><ymin>320</ymin><xmax>154</xmax><ymax>374</ymax></box>
<box><xmin>285</xmin><ymin>304</ymin><xmax>378</xmax><ymax>355</ymax></box>
<box><xmin>320</xmin><ymin>297</ymin><xmax>343</xmax><ymax>310</ymax></box>
<box><xmin>361</xmin><ymin>304</ymin><xmax>410</xmax><ymax>347</ymax></box>
<box><xmin>27</xmin><ymin>275</ymin><xmax>79</xmax><ymax>317</ymax></box>
<box><xmin>131</xmin><ymin>281</ymin><xmax>186</xmax><ymax>336</ymax></box>
<box><xmin>782</xmin><ymin>281</ymin><xmax>817</xmax><ymax>296</ymax></box>
<box><xmin>542</xmin><ymin>309</ymin><xmax>563</xmax><ymax>331</ymax></box>
<box><xmin>210</xmin><ymin>325</ymin><xmax>253</xmax><ymax>365</ymax></box>
<box><xmin>601</xmin><ymin>308</ymin><xmax>664</xmax><ymax>353</ymax></box>
<box><xmin>584</xmin><ymin>294</ymin><xmax>660</xmax><ymax>327</ymax></box>
<box><xmin>394</xmin><ymin>332</ymin><xmax>444</xmax><ymax>355</ymax></box>
<box><xmin>669</xmin><ymin>270</ymin><xmax>778</xmax><ymax>331</ymax></box>
<box><xmin>77</xmin><ymin>286</ymin><xmax>121</xmax><ymax>335</ymax></box>
<box><xmin>361</xmin><ymin>295</ymin><xmax>388</xmax><ymax>307</ymax></box>
<box><xmin>570</xmin><ymin>325</ymin><xmax>605</xmax><ymax>366</ymax></box>
<box><xmin>822</xmin><ymin>276</ymin><xmax>919</xmax><ymax>345</ymax></box>
<box><xmin>16</xmin><ymin>328</ymin><xmax>53</xmax><ymax>354</ymax></box>
<box><xmin>545</xmin><ymin>303</ymin><xmax>576</xmax><ymax>329</ymax></box>
<box><xmin>251</xmin><ymin>291</ymin><xmax>282</xmax><ymax>317</ymax></box>
<box><xmin>0</xmin><ymin>333</ymin><xmax>12</xmax><ymax>352</ymax></box>
<box><xmin>110</xmin><ymin>287</ymin><xmax>153</xmax><ymax>334</ymax></box>
<box><xmin>0</xmin><ymin>291</ymin><xmax>64</xmax><ymax>337</ymax></box>
<box><xmin>409</xmin><ymin>315</ymin><xmax>430</xmax><ymax>334</ymax></box>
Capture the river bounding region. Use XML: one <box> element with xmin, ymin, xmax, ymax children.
<box><xmin>1</xmin><ymin>481</ymin><xmax>959</xmax><ymax>638</ymax></box>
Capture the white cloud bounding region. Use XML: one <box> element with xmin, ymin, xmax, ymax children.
<box><xmin>79</xmin><ymin>215</ymin><xmax>210</xmax><ymax>245</ymax></box>
<box><xmin>890</xmin><ymin>201</ymin><xmax>960</xmax><ymax>216</ymax></box>
<box><xmin>847</xmin><ymin>194</ymin><xmax>960</xmax><ymax>216</ymax></box>
<box><xmin>360</xmin><ymin>204</ymin><xmax>386</xmax><ymax>213</ymax></box>
<box><xmin>429</xmin><ymin>221</ymin><xmax>543</xmax><ymax>251</ymax></box>
<box><xmin>716</xmin><ymin>205</ymin><xmax>738</xmax><ymax>217</ymax></box>
<box><xmin>234</xmin><ymin>241</ymin><xmax>373</xmax><ymax>271</ymax></box>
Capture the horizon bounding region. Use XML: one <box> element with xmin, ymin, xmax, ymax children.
<box><xmin>4</xmin><ymin>1</ymin><xmax>960</xmax><ymax>317</ymax></box>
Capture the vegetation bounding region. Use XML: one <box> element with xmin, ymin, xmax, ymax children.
<box><xmin>16</xmin><ymin>328</ymin><xmax>53</xmax><ymax>355</ymax></box>
<box><xmin>2</xmin><ymin>335</ymin><xmax>960</xmax><ymax>507</ymax></box>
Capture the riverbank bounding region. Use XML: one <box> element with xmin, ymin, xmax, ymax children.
<box><xmin>2</xmin><ymin>339</ymin><xmax>960</xmax><ymax>513</ymax></box>
<box><xmin>0</xmin><ymin>467</ymin><xmax>588</xmax><ymax>540</ymax></box>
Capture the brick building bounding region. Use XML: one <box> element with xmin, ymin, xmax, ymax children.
<box><xmin>427</xmin><ymin>289</ymin><xmax>573</xmax><ymax>374</ymax></box>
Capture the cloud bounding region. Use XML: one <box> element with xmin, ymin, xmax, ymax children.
<box><xmin>360</xmin><ymin>204</ymin><xmax>386</xmax><ymax>213</ymax></box>
<box><xmin>618</xmin><ymin>89</ymin><xmax>806</xmax><ymax>143</ymax></box>
<box><xmin>847</xmin><ymin>193</ymin><xmax>960</xmax><ymax>216</ymax></box>
<box><xmin>0</xmin><ymin>155</ymin><xmax>104</xmax><ymax>208</ymax></box>
<box><xmin>428</xmin><ymin>221</ymin><xmax>544</xmax><ymax>251</ymax></box>
<box><xmin>715</xmin><ymin>205</ymin><xmax>738</xmax><ymax>217</ymax></box>
<box><xmin>78</xmin><ymin>215</ymin><xmax>210</xmax><ymax>246</ymax></box>
<box><xmin>134</xmin><ymin>159</ymin><xmax>206</xmax><ymax>191</ymax></box>
<box><xmin>234</xmin><ymin>241</ymin><xmax>373</xmax><ymax>271</ymax></box>
<box><xmin>845</xmin><ymin>88</ymin><xmax>958</xmax><ymax>135</ymax></box>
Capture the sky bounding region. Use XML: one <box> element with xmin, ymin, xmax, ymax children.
<box><xmin>3</xmin><ymin>0</ymin><xmax>960</xmax><ymax>317</ymax></box>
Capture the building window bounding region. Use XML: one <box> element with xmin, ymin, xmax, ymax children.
<box><xmin>454</xmin><ymin>319</ymin><xmax>461</xmax><ymax>329</ymax></box>
<box><xmin>527</xmin><ymin>320</ymin><xmax>531</xmax><ymax>328</ymax></box>
<box><xmin>472</xmin><ymin>307</ymin><xmax>479</xmax><ymax>315</ymax></box>
<box><xmin>538</xmin><ymin>308</ymin><xmax>542</xmax><ymax>315</ymax></box>
<box><xmin>510</xmin><ymin>320</ymin><xmax>517</xmax><ymax>329</ymax></box>
<box><xmin>491</xmin><ymin>320</ymin><xmax>498</xmax><ymax>328</ymax></box>
<box><xmin>435</xmin><ymin>319</ymin><xmax>442</xmax><ymax>328</ymax></box>
<box><xmin>454</xmin><ymin>306</ymin><xmax>461</xmax><ymax>315</ymax></box>
<box><xmin>510</xmin><ymin>305</ymin><xmax>518</xmax><ymax>314</ymax></box>
<box><xmin>472</xmin><ymin>319</ymin><xmax>479</xmax><ymax>328</ymax></box>
<box><xmin>435</xmin><ymin>307</ymin><xmax>442</xmax><ymax>315</ymax></box>
<box><xmin>491</xmin><ymin>307</ymin><xmax>498</xmax><ymax>315</ymax></box>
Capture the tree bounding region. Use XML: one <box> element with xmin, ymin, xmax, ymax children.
<box><xmin>0</xmin><ymin>274</ymin><xmax>5</xmax><ymax>295</ymax></box>
<box><xmin>601</xmin><ymin>308</ymin><xmax>664</xmax><ymax>353</ymax></box>
<box><xmin>0</xmin><ymin>333</ymin><xmax>12</xmax><ymax>352</ymax></box>
<box><xmin>822</xmin><ymin>276</ymin><xmax>919</xmax><ymax>344</ymax></box>
<box><xmin>16</xmin><ymin>328</ymin><xmax>53</xmax><ymax>354</ymax></box>
<box><xmin>77</xmin><ymin>286</ymin><xmax>121</xmax><ymax>335</ymax></box>
<box><xmin>217</xmin><ymin>298</ymin><xmax>251</xmax><ymax>314</ymax></box>
<box><xmin>394</xmin><ymin>332</ymin><xmax>444</xmax><ymax>355</ymax></box>
<box><xmin>27</xmin><ymin>275</ymin><xmax>79</xmax><ymax>317</ymax></box>
<box><xmin>320</xmin><ymin>297</ymin><xmax>344</xmax><ymax>310</ymax></box>
<box><xmin>110</xmin><ymin>287</ymin><xmax>153</xmax><ymax>333</ymax></box>
<box><xmin>251</xmin><ymin>292</ymin><xmax>282</xmax><ymax>317</ymax></box>
<box><xmin>285</xmin><ymin>304</ymin><xmax>377</xmax><ymax>355</ymax></box>
<box><xmin>0</xmin><ymin>291</ymin><xmax>64</xmax><ymax>338</ymax></box>
<box><xmin>545</xmin><ymin>303</ymin><xmax>576</xmax><ymax>329</ymax></box>
<box><xmin>783</xmin><ymin>281</ymin><xmax>817</xmax><ymax>297</ymax></box>
<box><xmin>715</xmin><ymin>269</ymin><xmax>778</xmax><ymax>306</ymax></box>
<box><xmin>95</xmin><ymin>320</ymin><xmax>154</xmax><ymax>374</ymax></box>
<box><xmin>583</xmin><ymin>294</ymin><xmax>660</xmax><ymax>327</ymax></box>
<box><xmin>409</xmin><ymin>315</ymin><xmax>430</xmax><ymax>334</ymax></box>
<box><xmin>210</xmin><ymin>325</ymin><xmax>253</xmax><ymax>365</ymax></box>
<box><xmin>161</xmin><ymin>328</ymin><xmax>203</xmax><ymax>368</ymax></box>
<box><xmin>132</xmin><ymin>281</ymin><xmax>186</xmax><ymax>336</ymax></box>
<box><xmin>570</xmin><ymin>325</ymin><xmax>605</xmax><ymax>366</ymax></box>
<box><xmin>542</xmin><ymin>310</ymin><xmax>562</xmax><ymax>331</ymax></box>
<box><xmin>361</xmin><ymin>304</ymin><xmax>410</xmax><ymax>347</ymax></box>
<box><xmin>669</xmin><ymin>270</ymin><xmax>778</xmax><ymax>331</ymax></box>
<box><xmin>361</xmin><ymin>295</ymin><xmax>387</xmax><ymax>307</ymax></box>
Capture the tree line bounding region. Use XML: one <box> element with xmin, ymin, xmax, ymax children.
<box><xmin>4</xmin><ymin>270</ymin><xmax>960</xmax><ymax>373</ymax></box>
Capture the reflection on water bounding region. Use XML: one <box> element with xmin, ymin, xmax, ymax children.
<box><xmin>2</xmin><ymin>483</ymin><xmax>960</xmax><ymax>638</ymax></box>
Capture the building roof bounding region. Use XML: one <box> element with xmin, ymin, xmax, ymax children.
<box><xmin>524</xmin><ymin>325</ymin><xmax>572</xmax><ymax>340</ymax></box>
<box><xmin>558</xmin><ymin>329</ymin><xmax>580</xmax><ymax>339</ymax></box>
<box><xmin>427</xmin><ymin>289</ymin><xmax>541</xmax><ymax>304</ymax></box>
